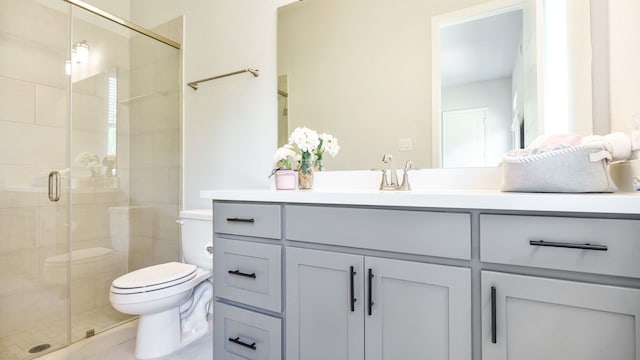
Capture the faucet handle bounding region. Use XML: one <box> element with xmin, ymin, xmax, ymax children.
<box><xmin>379</xmin><ymin>169</ymin><xmax>389</xmax><ymax>188</ymax></box>
<box><xmin>403</xmin><ymin>160</ymin><xmax>413</xmax><ymax>171</ymax></box>
<box><xmin>399</xmin><ymin>160</ymin><xmax>413</xmax><ymax>190</ymax></box>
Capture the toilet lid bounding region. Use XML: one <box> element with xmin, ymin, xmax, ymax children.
<box><xmin>112</xmin><ymin>262</ymin><xmax>197</xmax><ymax>290</ymax></box>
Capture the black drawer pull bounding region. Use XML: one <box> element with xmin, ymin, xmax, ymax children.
<box><xmin>349</xmin><ymin>266</ymin><xmax>357</xmax><ymax>312</ymax></box>
<box><xmin>226</xmin><ymin>217</ymin><xmax>255</xmax><ymax>223</ymax></box>
<box><xmin>491</xmin><ymin>286</ymin><xmax>497</xmax><ymax>344</ymax></box>
<box><xmin>228</xmin><ymin>269</ymin><xmax>257</xmax><ymax>278</ymax></box>
<box><xmin>368</xmin><ymin>268</ymin><xmax>374</xmax><ymax>316</ymax></box>
<box><xmin>228</xmin><ymin>337</ymin><xmax>256</xmax><ymax>350</ymax></box>
<box><xmin>529</xmin><ymin>240</ymin><xmax>607</xmax><ymax>251</ymax></box>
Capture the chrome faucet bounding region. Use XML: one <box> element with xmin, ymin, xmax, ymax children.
<box><xmin>380</xmin><ymin>154</ymin><xmax>412</xmax><ymax>191</ymax></box>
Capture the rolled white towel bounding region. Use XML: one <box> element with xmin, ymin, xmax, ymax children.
<box><xmin>581</xmin><ymin>132</ymin><xmax>632</xmax><ymax>161</ymax></box>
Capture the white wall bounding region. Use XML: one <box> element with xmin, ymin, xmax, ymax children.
<box><xmin>130</xmin><ymin>0</ymin><xmax>280</xmax><ymax>209</ymax></box>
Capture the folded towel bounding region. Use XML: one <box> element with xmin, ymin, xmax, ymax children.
<box><xmin>528</xmin><ymin>133</ymin><xmax>583</xmax><ymax>148</ymax></box>
<box><xmin>581</xmin><ymin>132</ymin><xmax>632</xmax><ymax>162</ymax></box>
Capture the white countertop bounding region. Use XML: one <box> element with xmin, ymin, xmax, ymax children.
<box><xmin>200</xmin><ymin>188</ymin><xmax>640</xmax><ymax>215</ymax></box>
<box><xmin>201</xmin><ymin>168</ymin><xmax>639</xmax><ymax>215</ymax></box>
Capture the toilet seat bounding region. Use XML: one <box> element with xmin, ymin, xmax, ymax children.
<box><xmin>111</xmin><ymin>262</ymin><xmax>197</xmax><ymax>295</ymax></box>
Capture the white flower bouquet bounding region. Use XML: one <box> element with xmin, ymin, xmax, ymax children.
<box><xmin>273</xmin><ymin>127</ymin><xmax>340</xmax><ymax>171</ymax></box>
<box><xmin>272</xmin><ymin>126</ymin><xmax>340</xmax><ymax>189</ymax></box>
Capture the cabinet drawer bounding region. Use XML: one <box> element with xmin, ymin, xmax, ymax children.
<box><xmin>214</xmin><ymin>238</ymin><xmax>282</xmax><ymax>312</ymax></box>
<box><xmin>286</xmin><ymin>205</ymin><xmax>471</xmax><ymax>260</ymax></box>
<box><xmin>214</xmin><ymin>202</ymin><xmax>281</xmax><ymax>239</ymax></box>
<box><xmin>214</xmin><ymin>302</ymin><xmax>282</xmax><ymax>360</ymax></box>
<box><xmin>480</xmin><ymin>214</ymin><xmax>640</xmax><ymax>278</ymax></box>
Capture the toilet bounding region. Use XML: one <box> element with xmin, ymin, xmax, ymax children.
<box><xmin>109</xmin><ymin>209</ymin><xmax>213</xmax><ymax>359</ymax></box>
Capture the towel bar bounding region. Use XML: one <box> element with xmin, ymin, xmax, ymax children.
<box><xmin>187</xmin><ymin>68</ymin><xmax>259</xmax><ymax>90</ymax></box>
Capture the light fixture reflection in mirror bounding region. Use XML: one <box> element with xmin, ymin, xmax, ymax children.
<box><xmin>73</xmin><ymin>41</ymin><xmax>89</xmax><ymax>64</ymax></box>
<box><xmin>66</xmin><ymin>41</ymin><xmax>90</xmax><ymax>75</ymax></box>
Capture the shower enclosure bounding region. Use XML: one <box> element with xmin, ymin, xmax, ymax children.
<box><xmin>0</xmin><ymin>1</ymin><xmax>182</xmax><ymax>358</ymax></box>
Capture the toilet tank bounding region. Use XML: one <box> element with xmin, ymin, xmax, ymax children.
<box><xmin>180</xmin><ymin>209</ymin><xmax>213</xmax><ymax>271</ymax></box>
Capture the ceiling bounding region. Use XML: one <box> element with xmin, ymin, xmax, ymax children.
<box><xmin>440</xmin><ymin>9</ymin><xmax>523</xmax><ymax>87</ymax></box>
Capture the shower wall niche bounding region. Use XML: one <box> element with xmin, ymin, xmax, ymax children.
<box><xmin>0</xmin><ymin>1</ymin><xmax>182</xmax><ymax>359</ymax></box>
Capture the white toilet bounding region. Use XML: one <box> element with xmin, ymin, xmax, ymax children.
<box><xmin>109</xmin><ymin>209</ymin><xmax>213</xmax><ymax>359</ymax></box>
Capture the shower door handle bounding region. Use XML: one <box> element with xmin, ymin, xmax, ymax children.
<box><xmin>48</xmin><ymin>171</ymin><xmax>61</xmax><ymax>202</ymax></box>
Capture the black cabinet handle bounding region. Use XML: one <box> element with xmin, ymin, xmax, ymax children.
<box><xmin>529</xmin><ymin>240</ymin><xmax>607</xmax><ymax>251</ymax></box>
<box><xmin>491</xmin><ymin>286</ymin><xmax>497</xmax><ymax>344</ymax></box>
<box><xmin>226</xmin><ymin>217</ymin><xmax>255</xmax><ymax>223</ymax></box>
<box><xmin>228</xmin><ymin>269</ymin><xmax>257</xmax><ymax>279</ymax></box>
<box><xmin>350</xmin><ymin>266</ymin><xmax>357</xmax><ymax>312</ymax></box>
<box><xmin>368</xmin><ymin>268</ymin><xmax>374</xmax><ymax>316</ymax></box>
<box><xmin>228</xmin><ymin>336</ymin><xmax>256</xmax><ymax>350</ymax></box>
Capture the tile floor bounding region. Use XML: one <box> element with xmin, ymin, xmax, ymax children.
<box><xmin>0</xmin><ymin>306</ymin><xmax>130</xmax><ymax>360</ymax></box>
<box><xmin>35</xmin><ymin>320</ymin><xmax>213</xmax><ymax>360</ymax></box>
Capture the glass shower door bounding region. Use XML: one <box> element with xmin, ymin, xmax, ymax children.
<box><xmin>0</xmin><ymin>0</ymin><xmax>72</xmax><ymax>358</ymax></box>
<box><xmin>69</xmin><ymin>0</ymin><xmax>182</xmax><ymax>342</ymax></box>
<box><xmin>68</xmin><ymin>3</ymin><xmax>182</xmax><ymax>346</ymax></box>
<box><xmin>0</xmin><ymin>1</ymin><xmax>182</xmax><ymax>358</ymax></box>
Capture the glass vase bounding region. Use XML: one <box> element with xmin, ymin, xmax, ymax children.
<box><xmin>298</xmin><ymin>155</ymin><xmax>314</xmax><ymax>190</ymax></box>
<box><xmin>314</xmin><ymin>154</ymin><xmax>324</xmax><ymax>171</ymax></box>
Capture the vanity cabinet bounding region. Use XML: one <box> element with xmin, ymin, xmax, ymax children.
<box><xmin>286</xmin><ymin>247</ymin><xmax>471</xmax><ymax>360</ymax></box>
<box><xmin>480</xmin><ymin>214</ymin><xmax>640</xmax><ymax>360</ymax></box>
<box><xmin>481</xmin><ymin>271</ymin><xmax>640</xmax><ymax>360</ymax></box>
<box><xmin>212</xmin><ymin>202</ymin><xmax>283</xmax><ymax>360</ymax></box>
<box><xmin>207</xmin><ymin>195</ymin><xmax>640</xmax><ymax>360</ymax></box>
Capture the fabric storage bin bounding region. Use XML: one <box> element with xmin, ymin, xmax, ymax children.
<box><xmin>501</xmin><ymin>145</ymin><xmax>617</xmax><ymax>193</ymax></box>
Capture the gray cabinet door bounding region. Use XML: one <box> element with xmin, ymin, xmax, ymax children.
<box><xmin>482</xmin><ymin>271</ymin><xmax>640</xmax><ymax>360</ymax></box>
<box><xmin>365</xmin><ymin>257</ymin><xmax>471</xmax><ymax>360</ymax></box>
<box><xmin>286</xmin><ymin>247</ymin><xmax>365</xmax><ymax>360</ymax></box>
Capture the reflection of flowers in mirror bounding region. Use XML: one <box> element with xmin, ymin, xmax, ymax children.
<box><xmin>315</xmin><ymin>133</ymin><xmax>340</xmax><ymax>171</ymax></box>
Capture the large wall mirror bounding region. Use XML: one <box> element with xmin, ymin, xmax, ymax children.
<box><xmin>278</xmin><ymin>0</ymin><xmax>596</xmax><ymax>171</ymax></box>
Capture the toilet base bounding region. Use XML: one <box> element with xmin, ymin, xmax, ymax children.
<box><xmin>135</xmin><ymin>307</ymin><xmax>182</xmax><ymax>359</ymax></box>
<box><xmin>132</xmin><ymin>280</ymin><xmax>213</xmax><ymax>359</ymax></box>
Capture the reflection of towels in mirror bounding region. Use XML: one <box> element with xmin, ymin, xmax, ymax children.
<box><xmin>581</xmin><ymin>132</ymin><xmax>632</xmax><ymax>161</ymax></box>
